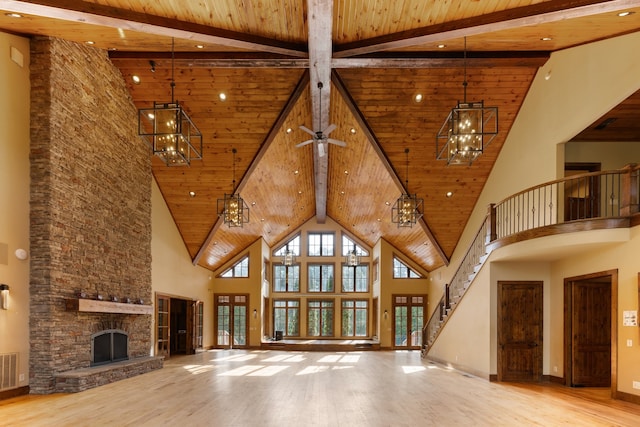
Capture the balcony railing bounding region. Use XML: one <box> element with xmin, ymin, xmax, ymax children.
<box><xmin>422</xmin><ymin>164</ymin><xmax>639</xmax><ymax>356</ymax></box>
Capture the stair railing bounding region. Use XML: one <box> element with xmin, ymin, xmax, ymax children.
<box><xmin>422</xmin><ymin>164</ymin><xmax>639</xmax><ymax>356</ymax></box>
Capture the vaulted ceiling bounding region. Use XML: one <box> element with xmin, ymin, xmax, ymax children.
<box><xmin>2</xmin><ymin>0</ymin><xmax>639</xmax><ymax>273</ymax></box>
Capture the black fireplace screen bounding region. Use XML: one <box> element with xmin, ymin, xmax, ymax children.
<box><xmin>91</xmin><ymin>329</ymin><xmax>129</xmax><ymax>366</ymax></box>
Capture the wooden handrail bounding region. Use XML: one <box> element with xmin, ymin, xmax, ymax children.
<box><xmin>422</xmin><ymin>164</ymin><xmax>639</xmax><ymax>357</ymax></box>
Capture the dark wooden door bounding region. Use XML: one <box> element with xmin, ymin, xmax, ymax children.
<box><xmin>497</xmin><ymin>281</ymin><xmax>543</xmax><ymax>382</ymax></box>
<box><xmin>570</xmin><ymin>280</ymin><xmax>611</xmax><ymax>387</ymax></box>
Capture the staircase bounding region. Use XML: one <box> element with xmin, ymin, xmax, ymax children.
<box><xmin>422</xmin><ymin>164</ymin><xmax>640</xmax><ymax>358</ymax></box>
<box><xmin>422</xmin><ymin>215</ymin><xmax>491</xmax><ymax>357</ymax></box>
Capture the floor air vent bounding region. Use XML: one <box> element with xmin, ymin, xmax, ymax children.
<box><xmin>0</xmin><ymin>353</ymin><xmax>18</xmax><ymax>391</ymax></box>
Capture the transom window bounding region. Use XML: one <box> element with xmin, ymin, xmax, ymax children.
<box><xmin>221</xmin><ymin>255</ymin><xmax>249</xmax><ymax>278</ymax></box>
<box><xmin>307</xmin><ymin>300</ymin><xmax>334</xmax><ymax>337</ymax></box>
<box><xmin>273</xmin><ymin>299</ymin><xmax>300</xmax><ymax>337</ymax></box>
<box><xmin>273</xmin><ymin>265</ymin><xmax>300</xmax><ymax>292</ymax></box>
<box><xmin>342</xmin><ymin>300</ymin><xmax>368</xmax><ymax>337</ymax></box>
<box><xmin>308</xmin><ymin>264</ymin><xmax>334</xmax><ymax>292</ymax></box>
<box><xmin>341</xmin><ymin>234</ymin><xmax>369</xmax><ymax>257</ymax></box>
<box><xmin>273</xmin><ymin>234</ymin><xmax>301</xmax><ymax>257</ymax></box>
<box><xmin>342</xmin><ymin>264</ymin><xmax>369</xmax><ymax>292</ymax></box>
<box><xmin>393</xmin><ymin>256</ymin><xmax>421</xmax><ymax>278</ymax></box>
<box><xmin>308</xmin><ymin>232</ymin><xmax>334</xmax><ymax>256</ymax></box>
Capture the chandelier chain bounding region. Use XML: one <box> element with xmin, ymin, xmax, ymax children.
<box><xmin>232</xmin><ymin>148</ymin><xmax>237</xmax><ymax>192</ymax></box>
<box><xmin>463</xmin><ymin>37</ymin><xmax>467</xmax><ymax>103</ymax></box>
<box><xmin>170</xmin><ymin>37</ymin><xmax>175</xmax><ymax>102</ymax></box>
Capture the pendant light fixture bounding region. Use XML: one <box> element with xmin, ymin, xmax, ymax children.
<box><xmin>346</xmin><ymin>244</ymin><xmax>360</xmax><ymax>267</ymax></box>
<box><xmin>436</xmin><ymin>37</ymin><xmax>498</xmax><ymax>165</ymax></box>
<box><xmin>391</xmin><ymin>148</ymin><xmax>424</xmax><ymax>227</ymax></box>
<box><xmin>282</xmin><ymin>244</ymin><xmax>295</xmax><ymax>266</ymax></box>
<box><xmin>138</xmin><ymin>38</ymin><xmax>203</xmax><ymax>166</ymax></box>
<box><xmin>217</xmin><ymin>148</ymin><xmax>249</xmax><ymax>227</ymax></box>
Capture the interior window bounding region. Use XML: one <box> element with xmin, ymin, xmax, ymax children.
<box><xmin>308</xmin><ymin>232</ymin><xmax>334</xmax><ymax>256</ymax></box>
<box><xmin>220</xmin><ymin>256</ymin><xmax>249</xmax><ymax>278</ymax></box>
<box><xmin>393</xmin><ymin>256</ymin><xmax>421</xmax><ymax>278</ymax></box>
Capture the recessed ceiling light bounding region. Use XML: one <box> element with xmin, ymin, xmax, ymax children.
<box><xmin>618</xmin><ymin>11</ymin><xmax>634</xmax><ymax>17</ymax></box>
<box><xmin>437</xmin><ymin>43</ymin><xmax>446</xmax><ymax>49</ymax></box>
<box><xmin>541</xmin><ymin>37</ymin><xmax>552</xmax><ymax>41</ymax></box>
<box><xmin>189</xmin><ymin>191</ymin><xmax>196</xmax><ymax>197</ymax></box>
<box><xmin>85</xmin><ymin>41</ymin><xmax>95</xmax><ymax>45</ymax></box>
<box><xmin>5</xmin><ymin>12</ymin><xmax>22</xmax><ymax>18</ymax></box>
<box><xmin>294</xmin><ymin>170</ymin><xmax>299</xmax><ymax>175</ymax></box>
<box><xmin>298</xmin><ymin>190</ymin><xmax>302</xmax><ymax>194</ymax></box>
<box><xmin>286</xmin><ymin>127</ymin><xmax>293</xmax><ymax>134</ymax></box>
<box><xmin>344</xmin><ymin>170</ymin><xmax>348</xmax><ymax>174</ymax></box>
<box><xmin>195</xmin><ymin>44</ymin><xmax>204</xmax><ymax>49</ymax></box>
<box><xmin>414</xmin><ymin>93</ymin><xmax>423</xmax><ymax>103</ymax></box>
<box><xmin>132</xmin><ymin>75</ymin><xmax>141</xmax><ymax>84</ymax></box>
<box><xmin>340</xmin><ymin>191</ymin><xmax>345</xmax><ymax>195</ymax></box>
<box><xmin>251</xmin><ymin>201</ymin><xmax>256</xmax><ymax>206</ymax></box>
<box><xmin>219</xmin><ymin>92</ymin><xmax>227</xmax><ymax>101</ymax></box>
<box><xmin>446</xmin><ymin>191</ymin><xmax>453</xmax><ymax>198</ymax></box>
<box><xmin>350</xmin><ymin>127</ymin><xmax>356</xmax><ymax>134</ymax></box>
<box><xmin>385</xmin><ymin>201</ymin><xmax>390</xmax><ymax>206</ymax></box>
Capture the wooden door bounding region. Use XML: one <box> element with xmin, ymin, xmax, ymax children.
<box><xmin>392</xmin><ymin>295</ymin><xmax>426</xmax><ymax>349</ymax></box>
<box><xmin>215</xmin><ymin>294</ymin><xmax>249</xmax><ymax>349</ymax></box>
<box><xmin>569</xmin><ymin>279</ymin><xmax>611</xmax><ymax>387</ymax></box>
<box><xmin>193</xmin><ymin>300</ymin><xmax>204</xmax><ymax>351</ymax></box>
<box><xmin>497</xmin><ymin>281</ymin><xmax>543</xmax><ymax>382</ymax></box>
<box><xmin>156</xmin><ymin>294</ymin><xmax>170</xmax><ymax>358</ymax></box>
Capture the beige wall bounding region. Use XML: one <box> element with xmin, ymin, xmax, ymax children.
<box><xmin>211</xmin><ymin>238</ymin><xmax>265</xmax><ymax>346</ymax></box>
<box><xmin>426</xmin><ymin>31</ymin><xmax>640</xmax><ymax>395</ymax></box>
<box><xmin>550</xmin><ymin>226</ymin><xmax>640</xmax><ymax>395</ymax></box>
<box><xmin>565</xmin><ymin>141</ymin><xmax>640</xmax><ymax>170</ymax></box>
<box><xmin>377</xmin><ymin>239</ymin><xmax>429</xmax><ymax>349</ymax></box>
<box><xmin>0</xmin><ymin>32</ymin><xmax>31</xmax><ymax>389</ymax></box>
<box><xmin>431</xmin><ymin>31</ymin><xmax>640</xmax><ymax>305</ymax></box>
<box><xmin>427</xmin><ymin>264</ymin><xmax>492</xmax><ymax>378</ymax></box>
<box><xmin>151</xmin><ymin>180</ymin><xmax>213</xmax><ymax>351</ymax></box>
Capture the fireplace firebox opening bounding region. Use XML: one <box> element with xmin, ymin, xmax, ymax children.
<box><xmin>91</xmin><ymin>329</ymin><xmax>129</xmax><ymax>366</ymax></box>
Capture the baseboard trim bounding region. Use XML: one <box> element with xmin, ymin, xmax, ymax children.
<box><xmin>0</xmin><ymin>385</ymin><xmax>29</xmax><ymax>401</ymax></box>
<box><xmin>613</xmin><ymin>390</ymin><xmax>640</xmax><ymax>405</ymax></box>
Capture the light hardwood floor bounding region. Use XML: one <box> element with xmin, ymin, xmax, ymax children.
<box><xmin>1</xmin><ymin>350</ymin><xmax>639</xmax><ymax>426</ymax></box>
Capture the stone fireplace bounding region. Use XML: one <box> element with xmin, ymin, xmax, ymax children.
<box><xmin>28</xmin><ymin>37</ymin><xmax>160</xmax><ymax>394</ymax></box>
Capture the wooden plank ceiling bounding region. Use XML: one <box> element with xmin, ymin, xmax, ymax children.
<box><xmin>2</xmin><ymin>0</ymin><xmax>639</xmax><ymax>273</ymax></box>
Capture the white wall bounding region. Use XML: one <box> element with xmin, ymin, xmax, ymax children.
<box><xmin>0</xmin><ymin>32</ymin><xmax>30</xmax><ymax>390</ymax></box>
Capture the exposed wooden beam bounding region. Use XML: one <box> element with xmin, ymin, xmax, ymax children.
<box><xmin>192</xmin><ymin>72</ymin><xmax>310</xmax><ymax>266</ymax></box>
<box><xmin>0</xmin><ymin>0</ymin><xmax>307</xmax><ymax>57</ymax></box>
<box><xmin>331</xmin><ymin>70</ymin><xmax>450</xmax><ymax>266</ymax></box>
<box><xmin>332</xmin><ymin>52</ymin><xmax>550</xmax><ymax>69</ymax></box>
<box><xmin>109</xmin><ymin>51</ymin><xmax>549</xmax><ymax>69</ymax></box>
<box><xmin>334</xmin><ymin>0</ymin><xmax>640</xmax><ymax>57</ymax></box>
<box><xmin>307</xmin><ymin>0</ymin><xmax>334</xmax><ymax>223</ymax></box>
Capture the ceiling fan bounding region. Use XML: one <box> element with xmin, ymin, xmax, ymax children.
<box><xmin>296</xmin><ymin>82</ymin><xmax>347</xmax><ymax>157</ymax></box>
<box><xmin>296</xmin><ymin>123</ymin><xmax>346</xmax><ymax>157</ymax></box>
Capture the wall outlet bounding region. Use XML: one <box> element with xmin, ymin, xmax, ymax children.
<box><xmin>553</xmin><ymin>366</ymin><xmax>558</xmax><ymax>373</ymax></box>
<box><xmin>19</xmin><ymin>373</ymin><xmax>24</xmax><ymax>382</ymax></box>
<box><xmin>627</xmin><ymin>339</ymin><xmax>633</xmax><ymax>347</ymax></box>
<box><xmin>633</xmin><ymin>381</ymin><xmax>640</xmax><ymax>390</ymax></box>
